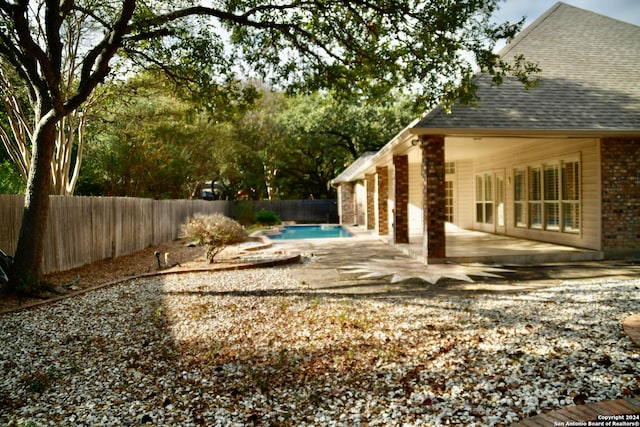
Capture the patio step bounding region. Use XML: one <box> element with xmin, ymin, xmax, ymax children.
<box><xmin>447</xmin><ymin>250</ymin><xmax>604</xmax><ymax>265</ymax></box>
<box><xmin>382</xmin><ymin>228</ymin><xmax>604</xmax><ymax>265</ymax></box>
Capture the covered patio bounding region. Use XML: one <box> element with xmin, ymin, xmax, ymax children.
<box><xmin>349</xmin><ymin>224</ymin><xmax>604</xmax><ymax>265</ymax></box>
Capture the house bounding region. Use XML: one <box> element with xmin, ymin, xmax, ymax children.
<box><xmin>331</xmin><ymin>2</ymin><xmax>640</xmax><ymax>263</ymax></box>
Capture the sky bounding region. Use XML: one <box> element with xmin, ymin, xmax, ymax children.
<box><xmin>492</xmin><ymin>0</ymin><xmax>640</xmax><ymax>28</ymax></box>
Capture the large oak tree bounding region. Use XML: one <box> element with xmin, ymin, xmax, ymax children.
<box><xmin>0</xmin><ymin>0</ymin><xmax>535</xmax><ymax>292</ymax></box>
<box><xmin>0</xmin><ymin>9</ymin><xmax>102</xmax><ymax>197</ymax></box>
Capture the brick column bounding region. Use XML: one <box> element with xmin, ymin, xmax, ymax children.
<box><xmin>377</xmin><ymin>166</ymin><xmax>389</xmax><ymax>235</ymax></box>
<box><xmin>421</xmin><ymin>135</ymin><xmax>446</xmax><ymax>262</ymax></box>
<box><xmin>365</xmin><ymin>173</ymin><xmax>376</xmax><ymax>230</ymax></box>
<box><xmin>393</xmin><ymin>155</ymin><xmax>409</xmax><ymax>244</ymax></box>
<box><xmin>338</xmin><ymin>183</ymin><xmax>355</xmax><ymax>225</ymax></box>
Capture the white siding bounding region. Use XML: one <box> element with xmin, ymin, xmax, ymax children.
<box><xmin>454</xmin><ymin>159</ymin><xmax>474</xmax><ymax>229</ymax></box>
<box><xmin>355</xmin><ymin>181</ymin><xmax>366</xmax><ymax>225</ymax></box>
<box><xmin>408</xmin><ymin>159</ymin><xmax>423</xmax><ymax>236</ymax></box>
<box><xmin>465</xmin><ymin>137</ymin><xmax>600</xmax><ymax>250</ymax></box>
<box><xmin>387</xmin><ymin>163</ymin><xmax>395</xmax><ymax>238</ymax></box>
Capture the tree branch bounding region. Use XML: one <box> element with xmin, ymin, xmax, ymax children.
<box><xmin>67</xmin><ymin>0</ymin><xmax>136</xmax><ymax>113</ymax></box>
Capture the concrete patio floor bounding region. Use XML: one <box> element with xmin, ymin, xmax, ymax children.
<box><xmin>355</xmin><ymin>224</ymin><xmax>604</xmax><ymax>265</ymax></box>
<box><xmin>272</xmin><ymin>226</ymin><xmax>640</xmax><ymax>296</ymax></box>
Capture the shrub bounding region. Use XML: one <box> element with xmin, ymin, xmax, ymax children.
<box><xmin>255</xmin><ymin>209</ymin><xmax>281</xmax><ymax>226</ymax></box>
<box><xmin>232</xmin><ymin>201</ymin><xmax>256</xmax><ymax>226</ymax></box>
<box><xmin>181</xmin><ymin>213</ymin><xmax>248</xmax><ymax>263</ymax></box>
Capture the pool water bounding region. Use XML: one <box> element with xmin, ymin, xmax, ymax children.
<box><xmin>269</xmin><ymin>225</ymin><xmax>352</xmax><ymax>240</ymax></box>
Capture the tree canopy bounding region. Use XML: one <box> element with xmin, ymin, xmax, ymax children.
<box><xmin>77</xmin><ymin>78</ymin><xmax>413</xmax><ymax>201</ymax></box>
<box><xmin>78</xmin><ymin>72</ymin><xmax>218</xmax><ymax>199</ymax></box>
<box><xmin>0</xmin><ymin>0</ymin><xmax>536</xmax><ymax>291</ymax></box>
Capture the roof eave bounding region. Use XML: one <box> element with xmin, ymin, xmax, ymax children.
<box><xmin>409</xmin><ymin>128</ymin><xmax>640</xmax><ymax>139</ymax></box>
<box><xmin>330</xmin><ymin>119</ymin><xmax>421</xmax><ymax>186</ymax></box>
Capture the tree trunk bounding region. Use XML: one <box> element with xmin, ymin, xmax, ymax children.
<box><xmin>11</xmin><ymin>120</ymin><xmax>57</xmax><ymax>293</ymax></box>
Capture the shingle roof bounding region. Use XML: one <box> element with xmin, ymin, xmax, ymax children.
<box><xmin>414</xmin><ymin>2</ymin><xmax>640</xmax><ymax>134</ymax></box>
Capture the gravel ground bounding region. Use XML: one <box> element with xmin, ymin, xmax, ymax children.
<box><xmin>0</xmin><ymin>265</ymin><xmax>638</xmax><ymax>427</ymax></box>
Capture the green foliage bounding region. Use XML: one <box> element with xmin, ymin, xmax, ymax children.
<box><xmin>79</xmin><ymin>78</ymin><xmax>416</xmax><ymax>201</ymax></box>
<box><xmin>269</xmin><ymin>91</ymin><xmax>415</xmax><ymax>199</ymax></box>
<box><xmin>255</xmin><ymin>209</ymin><xmax>281</xmax><ymax>226</ymax></box>
<box><xmin>181</xmin><ymin>213</ymin><xmax>248</xmax><ymax>263</ymax></box>
<box><xmin>231</xmin><ymin>201</ymin><xmax>256</xmax><ymax>226</ymax></box>
<box><xmin>78</xmin><ymin>73</ymin><xmax>221</xmax><ymax>199</ymax></box>
<box><xmin>218</xmin><ymin>0</ymin><xmax>533</xmax><ymax>110</ymax></box>
<box><xmin>207</xmin><ymin>88</ymin><xmax>415</xmax><ymax>200</ymax></box>
<box><xmin>0</xmin><ymin>159</ymin><xmax>24</xmax><ymax>194</ymax></box>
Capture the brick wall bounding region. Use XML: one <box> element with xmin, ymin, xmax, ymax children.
<box><xmin>393</xmin><ymin>155</ymin><xmax>409</xmax><ymax>243</ymax></box>
<box><xmin>366</xmin><ymin>173</ymin><xmax>376</xmax><ymax>230</ymax></box>
<box><xmin>377</xmin><ymin>166</ymin><xmax>389</xmax><ymax>235</ymax></box>
<box><xmin>338</xmin><ymin>183</ymin><xmax>355</xmax><ymax>225</ymax></box>
<box><xmin>601</xmin><ymin>138</ymin><xmax>640</xmax><ymax>257</ymax></box>
<box><xmin>421</xmin><ymin>135</ymin><xmax>446</xmax><ymax>261</ymax></box>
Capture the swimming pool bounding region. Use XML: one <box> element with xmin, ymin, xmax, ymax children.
<box><xmin>268</xmin><ymin>225</ymin><xmax>352</xmax><ymax>240</ymax></box>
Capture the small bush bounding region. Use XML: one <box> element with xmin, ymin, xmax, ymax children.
<box><xmin>181</xmin><ymin>213</ymin><xmax>248</xmax><ymax>263</ymax></box>
<box><xmin>232</xmin><ymin>201</ymin><xmax>256</xmax><ymax>226</ymax></box>
<box><xmin>255</xmin><ymin>209</ymin><xmax>281</xmax><ymax>226</ymax></box>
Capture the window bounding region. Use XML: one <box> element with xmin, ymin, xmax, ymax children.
<box><xmin>514</xmin><ymin>158</ymin><xmax>580</xmax><ymax>233</ymax></box>
<box><xmin>544</xmin><ymin>165</ymin><xmax>559</xmax><ymax>230</ymax></box>
<box><xmin>445</xmin><ymin>162</ymin><xmax>455</xmax><ymax>222</ymax></box>
<box><xmin>445</xmin><ymin>181</ymin><xmax>454</xmax><ymax>222</ymax></box>
<box><xmin>484</xmin><ymin>174</ymin><xmax>493</xmax><ymax>224</ymax></box>
<box><xmin>528</xmin><ymin>167</ymin><xmax>542</xmax><ymax>228</ymax></box>
<box><xmin>514</xmin><ymin>169</ymin><xmax>526</xmax><ymax>227</ymax></box>
<box><xmin>445</xmin><ymin>162</ymin><xmax>456</xmax><ymax>174</ymax></box>
<box><xmin>475</xmin><ymin>174</ymin><xmax>494</xmax><ymax>224</ymax></box>
<box><xmin>562</xmin><ymin>161</ymin><xmax>580</xmax><ymax>232</ymax></box>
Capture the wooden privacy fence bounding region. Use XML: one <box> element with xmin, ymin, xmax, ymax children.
<box><xmin>0</xmin><ymin>196</ymin><xmax>337</xmax><ymax>274</ymax></box>
<box><xmin>0</xmin><ymin>195</ymin><xmax>228</xmax><ymax>274</ymax></box>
